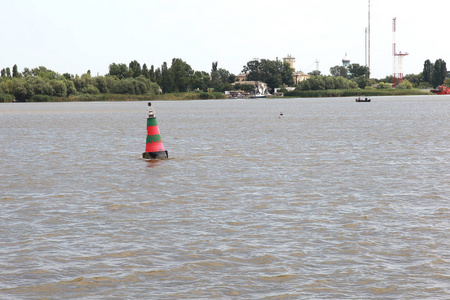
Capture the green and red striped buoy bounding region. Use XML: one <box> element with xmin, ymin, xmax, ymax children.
<box><xmin>142</xmin><ymin>102</ymin><xmax>168</xmax><ymax>159</ymax></box>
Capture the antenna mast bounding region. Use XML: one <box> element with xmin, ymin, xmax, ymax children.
<box><xmin>367</xmin><ymin>0</ymin><xmax>370</xmax><ymax>78</ymax></box>
<box><xmin>365</xmin><ymin>27</ymin><xmax>368</xmax><ymax>67</ymax></box>
<box><xmin>392</xmin><ymin>17</ymin><xmax>409</xmax><ymax>87</ymax></box>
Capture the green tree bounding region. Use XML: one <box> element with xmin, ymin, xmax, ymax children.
<box><xmin>129</xmin><ymin>60</ymin><xmax>141</xmax><ymax>78</ymax></box>
<box><xmin>281</xmin><ymin>61</ymin><xmax>295</xmax><ymax>87</ymax></box>
<box><xmin>242</xmin><ymin>59</ymin><xmax>294</xmax><ymax>91</ymax></box>
<box><xmin>309</xmin><ymin>70</ymin><xmax>321</xmax><ymax>76</ymax></box>
<box><xmin>297</xmin><ymin>75</ymin><xmax>357</xmax><ymax>91</ymax></box>
<box><xmin>192</xmin><ymin>71</ymin><xmax>210</xmax><ymax>92</ymax></box>
<box><xmin>159</xmin><ymin>62</ymin><xmax>174</xmax><ymax>93</ymax></box>
<box><xmin>324</xmin><ymin>76</ymin><xmax>335</xmax><ymax>89</ymax></box>
<box><xmin>170</xmin><ymin>58</ymin><xmax>193</xmax><ymax>92</ymax></box>
<box><xmin>348</xmin><ymin>64</ymin><xmax>369</xmax><ymax>79</ymax></box>
<box><xmin>133</xmin><ymin>76</ymin><xmax>148</xmax><ymax>94</ymax></box>
<box><xmin>353</xmin><ymin>75</ymin><xmax>369</xmax><ymax>89</ymax></box>
<box><xmin>242</xmin><ymin>59</ymin><xmax>261</xmax><ymax>81</ymax></box>
<box><xmin>211</xmin><ymin>61</ymin><xmax>218</xmax><ymax>83</ymax></box>
<box><xmin>142</xmin><ymin>63</ymin><xmax>149</xmax><ymax>79</ymax></box>
<box><xmin>207</xmin><ymin>62</ymin><xmax>236</xmax><ymax>92</ymax></box>
<box><xmin>82</xmin><ymin>84</ymin><xmax>100</xmax><ymax>94</ymax></box>
<box><xmin>108</xmin><ymin>63</ymin><xmax>129</xmax><ymax>79</ymax></box>
<box><xmin>73</xmin><ymin>73</ymin><xmax>94</xmax><ymax>92</ymax></box>
<box><xmin>215</xmin><ymin>68</ymin><xmax>235</xmax><ymax>91</ymax></box>
<box><xmin>330</xmin><ymin>65</ymin><xmax>348</xmax><ymax>78</ymax></box>
<box><xmin>22</xmin><ymin>68</ymin><xmax>32</xmax><ymax>77</ymax></box>
<box><xmin>12</xmin><ymin>78</ymin><xmax>29</xmax><ymax>100</ymax></box>
<box><xmin>377</xmin><ymin>82</ymin><xmax>393</xmax><ymax>89</ymax></box>
<box><xmin>432</xmin><ymin>58</ymin><xmax>447</xmax><ymax>87</ymax></box>
<box><xmin>298</xmin><ymin>79</ymin><xmax>311</xmax><ymax>90</ymax></box>
<box><xmin>380</xmin><ymin>75</ymin><xmax>393</xmax><ymax>84</ymax></box>
<box><xmin>423</xmin><ymin>59</ymin><xmax>432</xmax><ymax>83</ymax></box>
<box><xmin>62</xmin><ymin>73</ymin><xmax>72</xmax><ymax>80</ymax></box>
<box><xmin>12</xmin><ymin>64</ymin><xmax>20</xmax><ymax>78</ymax></box>
<box><xmin>149</xmin><ymin>65</ymin><xmax>155</xmax><ymax>82</ymax></box>
<box><xmin>0</xmin><ymin>77</ymin><xmax>13</xmax><ymax>94</ymax></box>
<box><xmin>404</xmin><ymin>73</ymin><xmax>422</xmax><ymax>87</ymax></box>
<box><xmin>308</xmin><ymin>75</ymin><xmax>326</xmax><ymax>90</ymax></box>
<box><xmin>31</xmin><ymin>66</ymin><xmax>59</xmax><ymax>80</ymax></box>
<box><xmin>258</xmin><ymin>60</ymin><xmax>280</xmax><ymax>89</ymax></box>
<box><xmin>94</xmin><ymin>76</ymin><xmax>109</xmax><ymax>93</ymax></box>
<box><xmin>65</xmin><ymin>80</ymin><xmax>77</xmax><ymax>96</ymax></box>
<box><xmin>396</xmin><ymin>79</ymin><xmax>413</xmax><ymax>89</ymax></box>
<box><xmin>233</xmin><ymin>83</ymin><xmax>254</xmax><ymax>93</ymax></box>
<box><xmin>335</xmin><ymin>76</ymin><xmax>349</xmax><ymax>89</ymax></box>
<box><xmin>49</xmin><ymin>80</ymin><xmax>67</xmax><ymax>97</ymax></box>
<box><xmin>111</xmin><ymin>78</ymin><xmax>134</xmax><ymax>94</ymax></box>
<box><xmin>26</xmin><ymin>76</ymin><xmax>52</xmax><ymax>95</ymax></box>
<box><xmin>217</xmin><ymin>68</ymin><xmax>231</xmax><ymax>83</ymax></box>
<box><xmin>221</xmin><ymin>83</ymin><xmax>233</xmax><ymax>93</ymax></box>
<box><xmin>154</xmin><ymin>67</ymin><xmax>161</xmax><ymax>86</ymax></box>
<box><xmin>110</xmin><ymin>76</ymin><xmax>159</xmax><ymax>95</ymax></box>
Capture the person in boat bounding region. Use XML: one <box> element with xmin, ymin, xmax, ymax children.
<box><xmin>147</xmin><ymin>102</ymin><xmax>155</xmax><ymax>118</ymax></box>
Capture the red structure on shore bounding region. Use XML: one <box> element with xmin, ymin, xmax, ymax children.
<box><xmin>392</xmin><ymin>18</ymin><xmax>409</xmax><ymax>87</ymax></box>
<box><xmin>430</xmin><ymin>85</ymin><xmax>450</xmax><ymax>95</ymax></box>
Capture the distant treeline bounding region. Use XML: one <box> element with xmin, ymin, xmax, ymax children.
<box><xmin>0</xmin><ymin>65</ymin><xmax>160</xmax><ymax>102</ymax></box>
<box><xmin>0</xmin><ymin>59</ymin><xmax>241</xmax><ymax>101</ymax></box>
<box><xmin>284</xmin><ymin>88</ymin><xmax>431</xmax><ymax>98</ymax></box>
<box><xmin>0</xmin><ymin>57</ymin><xmax>447</xmax><ymax>102</ymax></box>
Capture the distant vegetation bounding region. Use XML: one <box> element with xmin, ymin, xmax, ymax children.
<box><xmin>285</xmin><ymin>88</ymin><xmax>432</xmax><ymax>98</ymax></box>
<box><xmin>0</xmin><ymin>58</ymin><xmax>446</xmax><ymax>102</ymax></box>
<box><xmin>0</xmin><ymin>59</ymin><xmax>237</xmax><ymax>102</ymax></box>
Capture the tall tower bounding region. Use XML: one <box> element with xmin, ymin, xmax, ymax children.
<box><xmin>283</xmin><ymin>55</ymin><xmax>295</xmax><ymax>70</ymax></box>
<box><xmin>367</xmin><ymin>0</ymin><xmax>371</xmax><ymax>78</ymax></box>
<box><xmin>342</xmin><ymin>53</ymin><xmax>350</xmax><ymax>67</ymax></box>
<box><xmin>392</xmin><ymin>17</ymin><xmax>408</xmax><ymax>87</ymax></box>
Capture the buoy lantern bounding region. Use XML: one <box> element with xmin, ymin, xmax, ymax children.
<box><xmin>142</xmin><ymin>102</ymin><xmax>168</xmax><ymax>159</ymax></box>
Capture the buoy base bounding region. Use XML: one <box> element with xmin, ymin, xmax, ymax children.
<box><xmin>142</xmin><ymin>151</ymin><xmax>169</xmax><ymax>160</ymax></box>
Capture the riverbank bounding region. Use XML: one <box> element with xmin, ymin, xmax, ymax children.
<box><xmin>284</xmin><ymin>88</ymin><xmax>433</xmax><ymax>98</ymax></box>
<box><xmin>1</xmin><ymin>89</ymin><xmax>433</xmax><ymax>102</ymax></box>
<box><xmin>0</xmin><ymin>91</ymin><xmax>226</xmax><ymax>102</ymax></box>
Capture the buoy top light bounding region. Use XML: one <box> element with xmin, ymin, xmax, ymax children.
<box><xmin>147</xmin><ymin>102</ymin><xmax>155</xmax><ymax>118</ymax></box>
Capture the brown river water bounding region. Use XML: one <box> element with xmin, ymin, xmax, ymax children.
<box><xmin>1</xmin><ymin>96</ymin><xmax>449</xmax><ymax>299</ymax></box>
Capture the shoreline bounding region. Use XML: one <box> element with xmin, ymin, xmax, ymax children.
<box><xmin>1</xmin><ymin>89</ymin><xmax>435</xmax><ymax>103</ymax></box>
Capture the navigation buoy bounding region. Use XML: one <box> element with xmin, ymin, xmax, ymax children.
<box><xmin>142</xmin><ymin>102</ymin><xmax>168</xmax><ymax>160</ymax></box>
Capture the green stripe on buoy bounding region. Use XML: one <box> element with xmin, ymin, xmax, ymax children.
<box><xmin>147</xmin><ymin>118</ymin><xmax>158</xmax><ymax>127</ymax></box>
<box><xmin>146</xmin><ymin>134</ymin><xmax>162</xmax><ymax>143</ymax></box>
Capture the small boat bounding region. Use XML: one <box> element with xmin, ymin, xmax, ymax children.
<box><xmin>355</xmin><ymin>97</ymin><xmax>371</xmax><ymax>102</ymax></box>
<box><xmin>251</xmin><ymin>94</ymin><xmax>267</xmax><ymax>99</ymax></box>
<box><xmin>430</xmin><ymin>85</ymin><xmax>450</xmax><ymax>94</ymax></box>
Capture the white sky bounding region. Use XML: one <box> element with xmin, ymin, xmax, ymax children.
<box><xmin>1</xmin><ymin>0</ymin><xmax>449</xmax><ymax>79</ymax></box>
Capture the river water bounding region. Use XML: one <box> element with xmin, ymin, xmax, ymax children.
<box><xmin>1</xmin><ymin>96</ymin><xmax>449</xmax><ymax>299</ymax></box>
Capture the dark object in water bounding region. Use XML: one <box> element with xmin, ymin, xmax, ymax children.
<box><xmin>355</xmin><ymin>97</ymin><xmax>371</xmax><ymax>102</ymax></box>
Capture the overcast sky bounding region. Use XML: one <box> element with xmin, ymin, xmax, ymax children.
<box><xmin>1</xmin><ymin>0</ymin><xmax>449</xmax><ymax>79</ymax></box>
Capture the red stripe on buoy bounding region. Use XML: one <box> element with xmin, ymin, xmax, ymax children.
<box><xmin>147</xmin><ymin>126</ymin><xmax>161</xmax><ymax>136</ymax></box>
<box><xmin>145</xmin><ymin>141</ymin><xmax>165</xmax><ymax>153</ymax></box>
